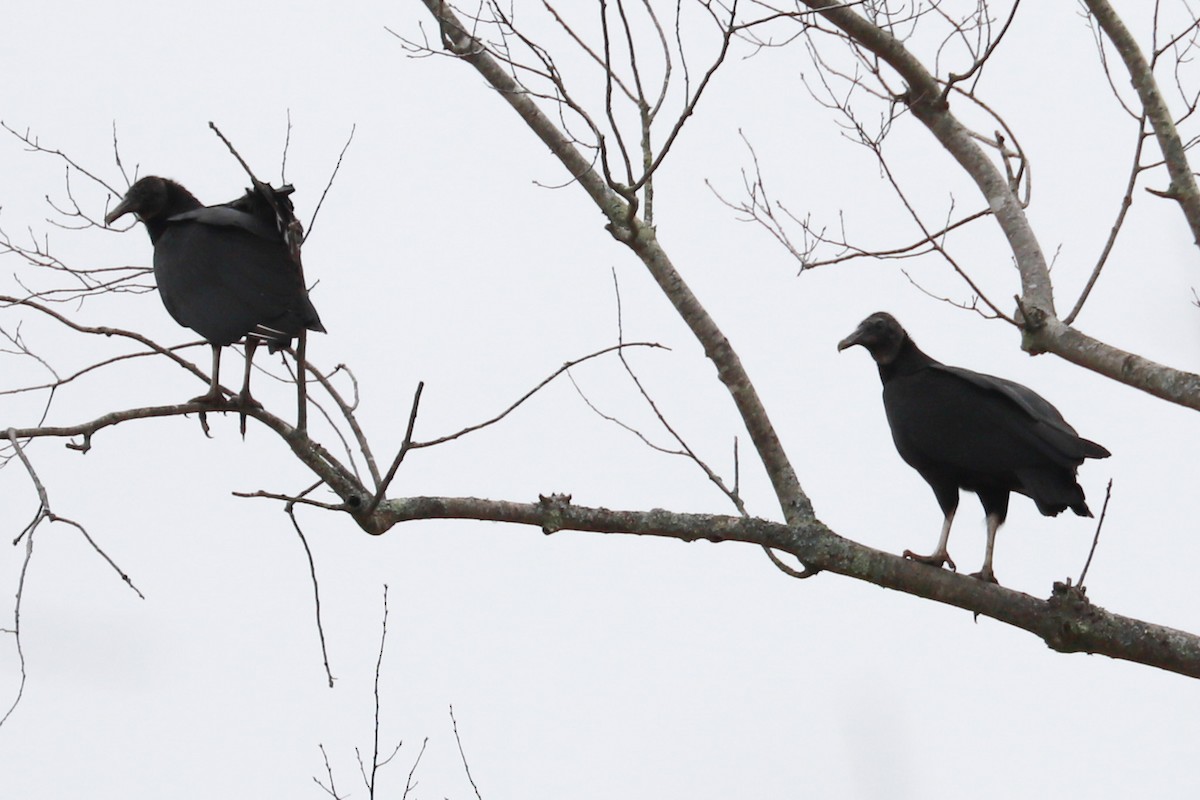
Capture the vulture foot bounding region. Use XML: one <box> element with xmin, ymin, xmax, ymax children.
<box><xmin>189</xmin><ymin>387</ymin><xmax>230</xmax><ymax>406</ymax></box>
<box><xmin>902</xmin><ymin>549</ymin><xmax>957</xmax><ymax>572</ymax></box>
<box><xmin>236</xmin><ymin>392</ymin><xmax>263</xmax><ymax>438</ymax></box>
<box><xmin>235</xmin><ymin>391</ymin><xmax>264</xmax><ymax>411</ymax></box>
<box><xmin>968</xmin><ymin>568</ymin><xmax>999</xmax><ymax>584</ymax></box>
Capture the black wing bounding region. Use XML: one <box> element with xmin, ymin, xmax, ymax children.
<box><xmin>931</xmin><ymin>364</ymin><xmax>1109</xmax><ymax>460</ymax></box>
<box><xmin>167</xmin><ymin>205</ymin><xmax>282</xmax><ymax>242</ymax></box>
<box><xmin>884</xmin><ymin>368</ymin><xmax>1103</xmax><ymax>480</ymax></box>
<box><xmin>154</xmin><ymin>218</ymin><xmax>322</xmax><ymax>347</ymax></box>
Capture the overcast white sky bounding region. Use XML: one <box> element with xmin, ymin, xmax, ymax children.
<box><xmin>2</xmin><ymin>1</ymin><xmax>1199</xmax><ymax>798</ymax></box>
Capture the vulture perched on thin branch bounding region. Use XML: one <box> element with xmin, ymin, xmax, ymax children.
<box><xmin>106</xmin><ymin>175</ymin><xmax>325</xmax><ymax>429</ymax></box>
<box><xmin>838</xmin><ymin>312</ymin><xmax>1110</xmax><ymax>584</ymax></box>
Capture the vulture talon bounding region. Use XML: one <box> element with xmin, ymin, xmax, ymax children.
<box><xmin>839</xmin><ymin>312</ymin><xmax>1109</xmax><ymax>584</ymax></box>
<box><xmin>236</xmin><ymin>390</ymin><xmax>264</xmax><ymax>438</ymax></box>
<box><xmin>189</xmin><ymin>388</ymin><xmax>230</xmax><ymax>407</ymax></box>
<box><xmin>236</xmin><ymin>392</ymin><xmax>264</xmax><ymax>411</ymax></box>
<box><xmin>903</xmin><ymin>549</ymin><xmax>956</xmax><ymax>572</ymax></box>
<box><xmin>106</xmin><ymin>176</ymin><xmax>324</xmax><ymax>426</ymax></box>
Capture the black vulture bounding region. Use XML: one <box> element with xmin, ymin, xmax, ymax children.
<box><xmin>837</xmin><ymin>312</ymin><xmax>1109</xmax><ymax>583</ymax></box>
<box><xmin>105</xmin><ymin>176</ymin><xmax>325</xmax><ymax>415</ymax></box>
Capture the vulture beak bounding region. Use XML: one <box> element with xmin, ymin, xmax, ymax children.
<box><xmin>837</xmin><ymin>325</ymin><xmax>865</xmax><ymax>352</ymax></box>
<box><xmin>104</xmin><ymin>196</ymin><xmax>137</xmax><ymax>226</ymax></box>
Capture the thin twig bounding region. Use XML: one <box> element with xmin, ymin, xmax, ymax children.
<box><xmin>366</xmin><ymin>382</ymin><xmax>425</xmax><ymax>515</ymax></box>
<box><xmin>401</xmin><ymin>737</ymin><xmax>429</xmax><ymax>800</ymax></box>
<box><xmin>2</xmin><ymin>428</ymin><xmax>141</xmax><ymax>727</ymax></box>
<box><xmin>287</xmin><ymin>488</ymin><xmax>335</xmax><ymax>687</ymax></box>
<box><xmin>450</xmin><ymin>704</ymin><xmax>483</xmax><ymax>800</ymax></box>
<box><xmin>313</xmin><ymin>743</ymin><xmax>345</xmax><ymax>799</ymax></box>
<box><xmin>1078</xmin><ymin>479</ymin><xmax>1114</xmax><ymax>588</ymax></box>
<box><xmin>282</xmin><ymin>110</ymin><xmax>294</xmax><ymax>183</ymax></box>
<box><xmin>762</xmin><ymin>545</ymin><xmax>818</xmax><ymax>579</ymax></box>
<box><xmin>0</xmin><ymin>453</ymin><xmax>34</xmax><ymax>729</ymax></box>
<box><xmin>5</xmin><ymin>429</ymin><xmax>143</xmax><ymax>596</ymax></box>
<box><xmin>607</xmin><ymin>271</ymin><xmax>745</xmax><ymax>513</ymax></box>
<box><xmin>208</xmin><ymin>121</ymin><xmax>264</xmax><ymax>186</ymax></box>
<box><xmin>359</xmin><ymin>585</ymin><xmax>403</xmax><ymax>798</ymax></box>
<box><xmin>1066</xmin><ymin>117</ymin><xmax>1149</xmax><ymax>324</ymax></box>
<box><xmin>307</xmin><ymin>124</ymin><xmax>356</xmax><ymax>241</ymax></box>
<box><xmin>413</xmin><ymin>342</ymin><xmax>666</xmax><ymax>449</ymax></box>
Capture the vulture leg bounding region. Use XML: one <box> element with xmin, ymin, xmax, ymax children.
<box><xmin>191</xmin><ymin>344</ymin><xmax>227</xmax><ymax>405</ymax></box>
<box><xmin>970</xmin><ymin>490</ymin><xmax>1009</xmax><ymax>583</ymax></box>
<box><xmin>238</xmin><ymin>338</ymin><xmax>264</xmax><ymax>436</ymax></box>
<box><xmin>970</xmin><ymin>512</ymin><xmax>1004</xmax><ymax>584</ymax></box>
<box><xmin>238</xmin><ymin>338</ymin><xmax>264</xmax><ymax>408</ymax></box>
<box><xmin>903</xmin><ymin>507</ymin><xmax>957</xmax><ymax>572</ymax></box>
<box><xmin>296</xmin><ymin>329</ymin><xmax>308</xmax><ymax>433</ymax></box>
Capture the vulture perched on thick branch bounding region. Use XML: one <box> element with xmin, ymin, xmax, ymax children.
<box><xmin>838</xmin><ymin>312</ymin><xmax>1110</xmax><ymax>583</ymax></box>
<box><xmin>106</xmin><ymin>175</ymin><xmax>325</xmax><ymax>425</ymax></box>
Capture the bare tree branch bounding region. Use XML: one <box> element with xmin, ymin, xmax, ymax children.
<box><xmin>794</xmin><ymin>0</ymin><xmax>1200</xmax><ymax>410</ymax></box>
<box><xmin>414</xmin><ymin>0</ymin><xmax>813</xmax><ymax>528</ymax></box>
<box><xmin>1083</xmin><ymin>0</ymin><xmax>1200</xmax><ymax>247</ymax></box>
<box><xmin>369</xmin><ymin>491</ymin><xmax>1200</xmax><ymax>679</ymax></box>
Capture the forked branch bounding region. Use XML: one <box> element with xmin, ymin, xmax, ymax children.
<box><xmin>416</xmin><ymin>0</ymin><xmax>813</xmax><ymax>527</ymax></box>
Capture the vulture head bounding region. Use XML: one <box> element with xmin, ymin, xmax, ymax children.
<box><xmin>837</xmin><ymin>311</ymin><xmax>907</xmax><ymax>365</ymax></box>
<box><xmin>105</xmin><ymin>176</ymin><xmax>200</xmax><ymax>226</ymax></box>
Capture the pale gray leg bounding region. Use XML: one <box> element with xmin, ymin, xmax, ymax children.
<box><xmin>190</xmin><ymin>344</ymin><xmax>226</xmax><ymax>405</ymax></box>
<box><xmin>903</xmin><ymin>507</ymin><xmax>958</xmax><ymax>572</ymax></box>
<box><xmin>969</xmin><ymin>512</ymin><xmax>1003</xmax><ymax>584</ymax></box>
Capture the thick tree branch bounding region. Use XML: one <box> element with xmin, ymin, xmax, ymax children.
<box><xmin>798</xmin><ymin>0</ymin><xmax>1200</xmax><ymax>410</ymax></box>
<box><xmin>368</xmin><ymin>493</ymin><xmax>1200</xmax><ymax>679</ymax></box>
<box><xmin>1023</xmin><ymin>314</ymin><xmax>1200</xmax><ymax>410</ymax></box>
<box><xmin>6</xmin><ymin>401</ymin><xmax>370</xmax><ymax>516</ymax></box>
<box><xmin>799</xmin><ymin>0</ymin><xmax>1054</xmax><ymax>312</ymax></box>
<box><xmin>392</xmin><ymin>1</ymin><xmax>1200</xmax><ymax>679</ymax></box>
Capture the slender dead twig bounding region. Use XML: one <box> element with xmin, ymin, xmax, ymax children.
<box><xmin>312</xmin><ymin>743</ymin><xmax>346</xmax><ymax>799</ymax></box>
<box><xmin>0</xmin><ymin>295</ymin><xmax>213</xmax><ymax>387</ymax></box>
<box><xmin>287</xmin><ymin>487</ymin><xmax>335</xmax><ymax>687</ymax></box>
<box><xmin>369</xmin><ymin>585</ymin><xmax>388</xmax><ymax>797</ymax></box>
<box><xmin>4</xmin><ymin>428</ymin><xmax>143</xmax><ymax>596</ymax></box>
<box><xmin>401</xmin><ymin>737</ymin><xmax>429</xmax><ymax>800</ymax></box>
<box><xmin>0</xmin><ymin>121</ymin><xmax>126</xmax><ymax>198</ymax></box>
<box><xmin>1</xmin><ymin>427</ymin><xmax>142</xmax><ymax>728</ymax></box>
<box><xmin>1078</xmin><ymin>479</ymin><xmax>1115</xmax><ymax>588</ymax></box>
<box><xmin>607</xmin><ymin>270</ymin><xmax>745</xmax><ymax>514</ymax></box>
<box><xmin>208</xmin><ymin>121</ymin><xmax>266</xmax><ymax>188</ymax></box>
<box><xmin>356</xmin><ymin>585</ymin><xmax>403</xmax><ymax>799</ymax></box>
<box><xmin>763</xmin><ymin>545</ymin><xmax>818</xmax><ymax>579</ymax></box>
<box><xmin>366</xmin><ymin>382</ymin><xmax>425</xmax><ymax>516</ymax></box>
<box><xmin>413</xmin><ymin>342</ymin><xmax>666</xmax><ymax>449</ymax></box>
<box><xmin>1066</xmin><ymin>117</ymin><xmax>1149</xmax><ymax>324</ymax></box>
<box><xmin>281</xmin><ymin>110</ymin><xmax>295</xmax><ymax>184</ymax></box>
<box><xmin>450</xmin><ymin>704</ymin><xmax>484</xmax><ymax>800</ymax></box>
<box><xmin>233</xmin><ymin>489</ymin><xmax>347</xmax><ymax>512</ymax></box>
<box><xmin>0</xmin><ymin>437</ymin><xmax>36</xmax><ymax>729</ymax></box>
<box><xmin>307</xmin><ymin>124</ymin><xmax>356</xmax><ymax>242</ymax></box>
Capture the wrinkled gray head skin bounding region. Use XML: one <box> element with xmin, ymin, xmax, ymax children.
<box><xmin>837</xmin><ymin>311</ymin><xmax>908</xmax><ymax>365</ymax></box>
<box><xmin>104</xmin><ymin>176</ymin><xmax>174</xmax><ymax>225</ymax></box>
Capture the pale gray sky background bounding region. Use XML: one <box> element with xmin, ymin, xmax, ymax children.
<box><xmin>2</xmin><ymin>1</ymin><xmax>1198</xmax><ymax>798</ymax></box>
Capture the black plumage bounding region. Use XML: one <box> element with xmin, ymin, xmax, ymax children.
<box><xmin>105</xmin><ymin>176</ymin><xmax>325</xmax><ymax>414</ymax></box>
<box><xmin>837</xmin><ymin>312</ymin><xmax>1109</xmax><ymax>583</ymax></box>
